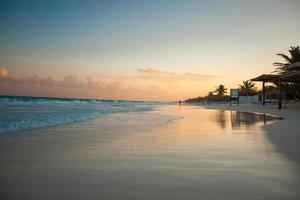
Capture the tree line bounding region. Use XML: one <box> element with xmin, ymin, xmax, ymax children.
<box><xmin>185</xmin><ymin>46</ymin><xmax>300</xmax><ymax>104</ymax></box>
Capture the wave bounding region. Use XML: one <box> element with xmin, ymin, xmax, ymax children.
<box><xmin>0</xmin><ymin>96</ymin><xmax>166</xmax><ymax>134</ymax></box>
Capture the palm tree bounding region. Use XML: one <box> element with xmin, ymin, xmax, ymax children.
<box><xmin>208</xmin><ymin>91</ymin><xmax>214</xmax><ymax>96</ymax></box>
<box><xmin>273</xmin><ymin>46</ymin><xmax>300</xmax><ymax>99</ymax></box>
<box><xmin>214</xmin><ymin>84</ymin><xmax>227</xmax><ymax>96</ymax></box>
<box><xmin>239</xmin><ymin>80</ymin><xmax>257</xmax><ymax>96</ymax></box>
<box><xmin>273</xmin><ymin>46</ymin><xmax>300</xmax><ymax>73</ymax></box>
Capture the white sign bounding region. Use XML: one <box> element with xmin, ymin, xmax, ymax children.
<box><xmin>230</xmin><ymin>89</ymin><xmax>239</xmax><ymax>98</ymax></box>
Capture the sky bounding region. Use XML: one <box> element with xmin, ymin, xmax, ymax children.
<box><xmin>0</xmin><ymin>0</ymin><xmax>299</xmax><ymax>101</ymax></box>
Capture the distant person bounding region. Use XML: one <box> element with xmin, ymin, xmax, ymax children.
<box><xmin>179</xmin><ymin>100</ymin><xmax>182</xmax><ymax>106</ymax></box>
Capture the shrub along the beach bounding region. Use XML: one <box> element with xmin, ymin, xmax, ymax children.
<box><xmin>185</xmin><ymin>85</ymin><xmax>229</xmax><ymax>103</ymax></box>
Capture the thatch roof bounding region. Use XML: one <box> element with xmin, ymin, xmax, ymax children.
<box><xmin>250</xmin><ymin>74</ymin><xmax>280</xmax><ymax>82</ymax></box>
<box><xmin>251</xmin><ymin>66</ymin><xmax>300</xmax><ymax>83</ymax></box>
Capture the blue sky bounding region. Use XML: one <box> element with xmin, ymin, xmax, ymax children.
<box><xmin>0</xmin><ymin>0</ymin><xmax>299</xmax><ymax>100</ymax></box>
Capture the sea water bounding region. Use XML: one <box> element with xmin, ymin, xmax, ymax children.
<box><xmin>0</xmin><ymin>95</ymin><xmax>166</xmax><ymax>134</ymax></box>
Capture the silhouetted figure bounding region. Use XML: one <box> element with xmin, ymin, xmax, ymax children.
<box><xmin>179</xmin><ymin>100</ymin><xmax>182</xmax><ymax>106</ymax></box>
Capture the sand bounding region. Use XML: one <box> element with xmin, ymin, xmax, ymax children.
<box><xmin>0</xmin><ymin>105</ymin><xmax>299</xmax><ymax>200</ymax></box>
<box><xmin>203</xmin><ymin>103</ymin><xmax>300</xmax><ymax>163</ymax></box>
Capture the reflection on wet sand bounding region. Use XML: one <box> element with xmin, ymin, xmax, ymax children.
<box><xmin>124</xmin><ymin>106</ymin><xmax>283</xmax><ymax>151</ymax></box>
<box><xmin>214</xmin><ymin>110</ymin><xmax>281</xmax><ymax>130</ymax></box>
<box><xmin>0</xmin><ymin>105</ymin><xmax>298</xmax><ymax>200</ymax></box>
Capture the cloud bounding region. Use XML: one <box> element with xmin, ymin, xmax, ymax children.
<box><xmin>28</xmin><ymin>74</ymin><xmax>56</xmax><ymax>86</ymax></box>
<box><xmin>0</xmin><ymin>70</ymin><xmax>86</xmax><ymax>89</ymax></box>
<box><xmin>137</xmin><ymin>67</ymin><xmax>217</xmax><ymax>82</ymax></box>
<box><xmin>58</xmin><ymin>75</ymin><xmax>85</xmax><ymax>88</ymax></box>
<box><xmin>0</xmin><ymin>67</ymin><xmax>218</xmax><ymax>100</ymax></box>
<box><xmin>106</xmin><ymin>80</ymin><xmax>126</xmax><ymax>91</ymax></box>
<box><xmin>0</xmin><ymin>67</ymin><xmax>9</xmax><ymax>77</ymax></box>
<box><xmin>86</xmin><ymin>76</ymin><xmax>105</xmax><ymax>89</ymax></box>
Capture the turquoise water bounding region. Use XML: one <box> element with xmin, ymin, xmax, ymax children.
<box><xmin>0</xmin><ymin>95</ymin><xmax>166</xmax><ymax>134</ymax></box>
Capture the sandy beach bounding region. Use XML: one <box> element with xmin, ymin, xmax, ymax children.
<box><xmin>204</xmin><ymin>103</ymin><xmax>300</xmax><ymax>163</ymax></box>
<box><xmin>1</xmin><ymin>1</ymin><xmax>299</xmax><ymax>199</ymax></box>
<box><xmin>0</xmin><ymin>105</ymin><xmax>299</xmax><ymax>199</ymax></box>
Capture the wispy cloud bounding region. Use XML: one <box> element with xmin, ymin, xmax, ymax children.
<box><xmin>137</xmin><ymin>67</ymin><xmax>218</xmax><ymax>82</ymax></box>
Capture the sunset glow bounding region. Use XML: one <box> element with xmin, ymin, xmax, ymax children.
<box><xmin>1</xmin><ymin>0</ymin><xmax>299</xmax><ymax>100</ymax></box>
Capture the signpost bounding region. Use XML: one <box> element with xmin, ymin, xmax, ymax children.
<box><xmin>230</xmin><ymin>89</ymin><xmax>239</xmax><ymax>106</ymax></box>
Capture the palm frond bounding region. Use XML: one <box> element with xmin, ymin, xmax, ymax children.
<box><xmin>273</xmin><ymin>62</ymin><xmax>285</xmax><ymax>66</ymax></box>
<box><xmin>276</xmin><ymin>53</ymin><xmax>292</xmax><ymax>63</ymax></box>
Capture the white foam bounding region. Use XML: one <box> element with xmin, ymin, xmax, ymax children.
<box><xmin>0</xmin><ymin>97</ymin><xmax>163</xmax><ymax>134</ymax></box>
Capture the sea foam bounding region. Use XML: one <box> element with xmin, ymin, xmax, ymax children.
<box><xmin>0</xmin><ymin>96</ymin><xmax>165</xmax><ymax>134</ymax></box>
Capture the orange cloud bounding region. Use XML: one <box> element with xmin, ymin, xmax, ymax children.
<box><xmin>0</xmin><ymin>67</ymin><xmax>218</xmax><ymax>101</ymax></box>
<box><xmin>86</xmin><ymin>77</ymin><xmax>105</xmax><ymax>89</ymax></box>
<box><xmin>0</xmin><ymin>67</ymin><xmax>8</xmax><ymax>77</ymax></box>
<box><xmin>58</xmin><ymin>75</ymin><xmax>85</xmax><ymax>88</ymax></box>
<box><xmin>137</xmin><ymin>67</ymin><xmax>217</xmax><ymax>82</ymax></box>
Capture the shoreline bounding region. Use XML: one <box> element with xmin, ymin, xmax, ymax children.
<box><xmin>201</xmin><ymin>103</ymin><xmax>300</xmax><ymax>163</ymax></box>
<box><xmin>0</xmin><ymin>105</ymin><xmax>299</xmax><ymax>199</ymax></box>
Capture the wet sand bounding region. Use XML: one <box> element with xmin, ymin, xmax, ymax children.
<box><xmin>204</xmin><ymin>103</ymin><xmax>300</xmax><ymax>163</ymax></box>
<box><xmin>0</xmin><ymin>105</ymin><xmax>299</xmax><ymax>199</ymax></box>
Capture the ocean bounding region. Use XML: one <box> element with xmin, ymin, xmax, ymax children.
<box><xmin>0</xmin><ymin>95</ymin><xmax>167</xmax><ymax>134</ymax></box>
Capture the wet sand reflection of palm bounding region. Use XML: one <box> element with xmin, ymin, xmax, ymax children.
<box><xmin>214</xmin><ymin>110</ymin><xmax>280</xmax><ymax>130</ymax></box>
<box><xmin>216</xmin><ymin>110</ymin><xmax>227</xmax><ymax>129</ymax></box>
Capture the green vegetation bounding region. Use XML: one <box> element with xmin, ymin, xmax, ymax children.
<box><xmin>239</xmin><ymin>80</ymin><xmax>257</xmax><ymax>96</ymax></box>
<box><xmin>185</xmin><ymin>45</ymin><xmax>299</xmax><ymax>104</ymax></box>
<box><xmin>273</xmin><ymin>46</ymin><xmax>300</xmax><ymax>73</ymax></box>
<box><xmin>273</xmin><ymin>45</ymin><xmax>300</xmax><ymax>99</ymax></box>
<box><xmin>185</xmin><ymin>84</ymin><xmax>229</xmax><ymax>103</ymax></box>
<box><xmin>214</xmin><ymin>84</ymin><xmax>227</xmax><ymax>96</ymax></box>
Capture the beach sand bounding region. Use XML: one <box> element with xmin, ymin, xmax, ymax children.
<box><xmin>0</xmin><ymin>105</ymin><xmax>299</xmax><ymax>199</ymax></box>
<box><xmin>204</xmin><ymin>103</ymin><xmax>300</xmax><ymax>163</ymax></box>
